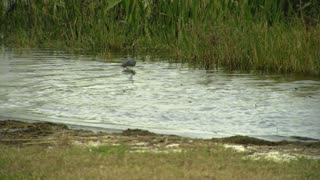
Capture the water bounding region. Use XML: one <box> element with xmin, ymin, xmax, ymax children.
<box><xmin>1</xmin><ymin>48</ymin><xmax>320</xmax><ymax>141</ymax></box>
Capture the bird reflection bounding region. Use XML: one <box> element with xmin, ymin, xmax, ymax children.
<box><xmin>122</xmin><ymin>68</ymin><xmax>136</xmax><ymax>81</ymax></box>
<box><xmin>122</xmin><ymin>68</ymin><xmax>136</xmax><ymax>75</ymax></box>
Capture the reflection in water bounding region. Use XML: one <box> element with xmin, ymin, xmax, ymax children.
<box><xmin>122</xmin><ymin>68</ymin><xmax>136</xmax><ymax>81</ymax></box>
<box><xmin>122</xmin><ymin>69</ymin><xmax>136</xmax><ymax>75</ymax></box>
<box><xmin>0</xmin><ymin>48</ymin><xmax>320</xmax><ymax>141</ymax></box>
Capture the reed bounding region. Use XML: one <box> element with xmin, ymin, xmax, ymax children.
<box><xmin>1</xmin><ymin>0</ymin><xmax>319</xmax><ymax>75</ymax></box>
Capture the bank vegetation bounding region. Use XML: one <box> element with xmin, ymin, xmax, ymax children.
<box><xmin>1</xmin><ymin>0</ymin><xmax>320</xmax><ymax>75</ymax></box>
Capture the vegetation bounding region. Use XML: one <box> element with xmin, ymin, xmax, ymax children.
<box><xmin>0</xmin><ymin>144</ymin><xmax>320</xmax><ymax>179</ymax></box>
<box><xmin>1</xmin><ymin>120</ymin><xmax>320</xmax><ymax>179</ymax></box>
<box><xmin>1</xmin><ymin>0</ymin><xmax>320</xmax><ymax>75</ymax></box>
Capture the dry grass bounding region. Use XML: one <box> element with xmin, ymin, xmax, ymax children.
<box><xmin>0</xmin><ymin>120</ymin><xmax>320</xmax><ymax>179</ymax></box>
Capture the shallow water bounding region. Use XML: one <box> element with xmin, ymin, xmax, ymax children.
<box><xmin>1</xmin><ymin>48</ymin><xmax>320</xmax><ymax>141</ymax></box>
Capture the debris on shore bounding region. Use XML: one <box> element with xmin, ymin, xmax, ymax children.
<box><xmin>1</xmin><ymin>120</ymin><xmax>319</xmax><ymax>161</ymax></box>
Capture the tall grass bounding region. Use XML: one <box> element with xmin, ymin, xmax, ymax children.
<box><xmin>1</xmin><ymin>0</ymin><xmax>319</xmax><ymax>75</ymax></box>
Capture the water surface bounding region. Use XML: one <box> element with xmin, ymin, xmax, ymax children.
<box><xmin>1</xmin><ymin>48</ymin><xmax>319</xmax><ymax>141</ymax></box>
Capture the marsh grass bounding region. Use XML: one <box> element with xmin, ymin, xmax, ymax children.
<box><xmin>1</xmin><ymin>0</ymin><xmax>320</xmax><ymax>75</ymax></box>
<box><xmin>0</xmin><ymin>144</ymin><xmax>319</xmax><ymax>179</ymax></box>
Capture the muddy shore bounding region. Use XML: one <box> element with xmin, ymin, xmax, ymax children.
<box><xmin>1</xmin><ymin>119</ymin><xmax>319</xmax><ymax>161</ymax></box>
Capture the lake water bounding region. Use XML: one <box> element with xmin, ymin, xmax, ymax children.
<box><xmin>1</xmin><ymin>47</ymin><xmax>320</xmax><ymax>141</ymax></box>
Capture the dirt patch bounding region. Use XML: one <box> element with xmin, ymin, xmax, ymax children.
<box><xmin>0</xmin><ymin>120</ymin><xmax>68</xmax><ymax>136</ymax></box>
<box><xmin>214</xmin><ymin>135</ymin><xmax>276</xmax><ymax>146</ymax></box>
<box><xmin>213</xmin><ymin>135</ymin><xmax>320</xmax><ymax>148</ymax></box>
<box><xmin>0</xmin><ymin>120</ymin><xmax>69</xmax><ymax>145</ymax></box>
<box><xmin>121</xmin><ymin>128</ymin><xmax>157</xmax><ymax>136</ymax></box>
<box><xmin>0</xmin><ymin>120</ymin><xmax>107</xmax><ymax>146</ymax></box>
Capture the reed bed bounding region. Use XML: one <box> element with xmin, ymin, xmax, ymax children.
<box><xmin>1</xmin><ymin>0</ymin><xmax>319</xmax><ymax>75</ymax></box>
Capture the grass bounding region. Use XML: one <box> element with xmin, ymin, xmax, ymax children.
<box><xmin>0</xmin><ymin>120</ymin><xmax>319</xmax><ymax>179</ymax></box>
<box><xmin>0</xmin><ymin>144</ymin><xmax>319</xmax><ymax>179</ymax></box>
<box><xmin>1</xmin><ymin>0</ymin><xmax>320</xmax><ymax>75</ymax></box>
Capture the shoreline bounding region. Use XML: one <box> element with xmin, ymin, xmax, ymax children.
<box><xmin>1</xmin><ymin>119</ymin><xmax>319</xmax><ymax>160</ymax></box>
<box><xmin>1</xmin><ymin>116</ymin><xmax>319</xmax><ymax>143</ymax></box>
<box><xmin>1</xmin><ymin>119</ymin><xmax>319</xmax><ymax>179</ymax></box>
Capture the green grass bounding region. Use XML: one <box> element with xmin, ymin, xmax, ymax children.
<box><xmin>0</xmin><ymin>120</ymin><xmax>319</xmax><ymax>179</ymax></box>
<box><xmin>0</xmin><ymin>144</ymin><xmax>319</xmax><ymax>179</ymax></box>
<box><xmin>1</xmin><ymin>0</ymin><xmax>320</xmax><ymax>75</ymax></box>
<box><xmin>91</xmin><ymin>144</ymin><xmax>127</xmax><ymax>155</ymax></box>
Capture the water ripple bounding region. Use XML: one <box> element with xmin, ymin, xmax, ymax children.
<box><xmin>1</xmin><ymin>48</ymin><xmax>320</xmax><ymax>140</ymax></box>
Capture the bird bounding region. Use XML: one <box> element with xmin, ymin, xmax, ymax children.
<box><xmin>121</xmin><ymin>57</ymin><xmax>136</xmax><ymax>68</ymax></box>
<box><xmin>121</xmin><ymin>43</ymin><xmax>136</xmax><ymax>68</ymax></box>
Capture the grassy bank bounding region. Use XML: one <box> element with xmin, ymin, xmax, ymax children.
<box><xmin>1</xmin><ymin>0</ymin><xmax>320</xmax><ymax>75</ymax></box>
<box><xmin>0</xmin><ymin>120</ymin><xmax>320</xmax><ymax>179</ymax></box>
<box><xmin>1</xmin><ymin>145</ymin><xmax>320</xmax><ymax>179</ymax></box>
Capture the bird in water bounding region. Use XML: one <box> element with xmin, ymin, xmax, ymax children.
<box><xmin>121</xmin><ymin>43</ymin><xmax>136</xmax><ymax>68</ymax></box>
